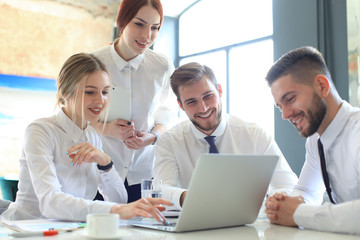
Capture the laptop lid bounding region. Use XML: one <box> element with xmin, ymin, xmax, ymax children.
<box><xmin>132</xmin><ymin>154</ymin><xmax>279</xmax><ymax>232</ymax></box>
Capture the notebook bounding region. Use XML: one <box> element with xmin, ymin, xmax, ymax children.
<box><xmin>107</xmin><ymin>85</ymin><xmax>131</xmax><ymax>122</ymax></box>
<box><xmin>131</xmin><ymin>154</ymin><xmax>279</xmax><ymax>232</ymax></box>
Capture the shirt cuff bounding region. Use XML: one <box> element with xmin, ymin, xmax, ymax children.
<box><xmin>172</xmin><ymin>189</ymin><xmax>186</xmax><ymax>210</ymax></box>
<box><xmin>293</xmin><ymin>203</ymin><xmax>318</xmax><ymax>227</ymax></box>
<box><xmin>99</xmin><ymin>167</ymin><xmax>121</xmax><ymax>185</ymax></box>
<box><xmin>163</xmin><ymin>186</ymin><xmax>186</xmax><ymax>210</ymax></box>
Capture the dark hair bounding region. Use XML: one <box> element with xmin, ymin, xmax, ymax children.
<box><xmin>265</xmin><ymin>46</ymin><xmax>331</xmax><ymax>86</ymax></box>
<box><xmin>170</xmin><ymin>62</ymin><xmax>218</xmax><ymax>101</ymax></box>
<box><xmin>116</xmin><ymin>0</ymin><xmax>163</xmax><ymax>37</ymax></box>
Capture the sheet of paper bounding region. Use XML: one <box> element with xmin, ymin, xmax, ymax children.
<box><xmin>1</xmin><ymin>218</ymin><xmax>130</xmax><ymax>233</ymax></box>
<box><xmin>1</xmin><ymin>218</ymin><xmax>85</xmax><ymax>232</ymax></box>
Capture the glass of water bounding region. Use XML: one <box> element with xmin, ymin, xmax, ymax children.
<box><xmin>141</xmin><ymin>178</ymin><xmax>162</xmax><ymax>198</ymax></box>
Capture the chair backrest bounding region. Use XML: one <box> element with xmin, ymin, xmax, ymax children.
<box><xmin>0</xmin><ymin>176</ymin><xmax>18</xmax><ymax>201</ymax></box>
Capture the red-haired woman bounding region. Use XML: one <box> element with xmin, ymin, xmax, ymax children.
<box><xmin>91</xmin><ymin>0</ymin><xmax>178</xmax><ymax>203</ymax></box>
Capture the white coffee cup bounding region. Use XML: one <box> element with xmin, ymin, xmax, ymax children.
<box><xmin>86</xmin><ymin>213</ymin><xmax>119</xmax><ymax>238</ymax></box>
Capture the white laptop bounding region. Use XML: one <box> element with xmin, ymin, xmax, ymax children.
<box><xmin>130</xmin><ymin>154</ymin><xmax>279</xmax><ymax>232</ymax></box>
<box><xmin>107</xmin><ymin>85</ymin><xmax>131</xmax><ymax>122</ymax></box>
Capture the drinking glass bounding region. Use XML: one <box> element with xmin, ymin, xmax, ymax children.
<box><xmin>141</xmin><ymin>178</ymin><xmax>162</xmax><ymax>198</ymax></box>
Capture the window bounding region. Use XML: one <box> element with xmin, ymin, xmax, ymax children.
<box><xmin>178</xmin><ymin>0</ymin><xmax>274</xmax><ymax>134</ymax></box>
<box><xmin>228</xmin><ymin>40</ymin><xmax>274</xmax><ymax>132</ymax></box>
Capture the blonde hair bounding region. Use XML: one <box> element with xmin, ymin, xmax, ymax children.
<box><xmin>56</xmin><ymin>53</ymin><xmax>110</xmax><ymax>127</ymax></box>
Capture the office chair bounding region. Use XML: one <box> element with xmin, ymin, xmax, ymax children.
<box><xmin>0</xmin><ymin>176</ymin><xmax>18</xmax><ymax>201</ymax></box>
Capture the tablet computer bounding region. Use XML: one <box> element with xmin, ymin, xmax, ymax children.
<box><xmin>107</xmin><ymin>85</ymin><xmax>131</xmax><ymax>122</ymax></box>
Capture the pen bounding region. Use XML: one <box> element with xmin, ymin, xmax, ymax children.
<box><xmin>10</xmin><ymin>230</ymin><xmax>58</xmax><ymax>238</ymax></box>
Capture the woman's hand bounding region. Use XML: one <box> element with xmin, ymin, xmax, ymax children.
<box><xmin>67</xmin><ymin>142</ymin><xmax>111</xmax><ymax>167</ymax></box>
<box><xmin>124</xmin><ymin>131</ymin><xmax>155</xmax><ymax>150</ymax></box>
<box><xmin>103</xmin><ymin>119</ymin><xmax>136</xmax><ymax>141</ymax></box>
<box><xmin>110</xmin><ymin>198</ymin><xmax>174</xmax><ymax>225</ymax></box>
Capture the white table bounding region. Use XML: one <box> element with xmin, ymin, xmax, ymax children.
<box><xmin>1</xmin><ymin>219</ymin><xmax>359</xmax><ymax>240</ymax></box>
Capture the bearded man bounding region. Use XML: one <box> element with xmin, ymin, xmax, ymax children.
<box><xmin>153</xmin><ymin>62</ymin><xmax>298</xmax><ymax>210</ymax></box>
<box><xmin>265</xmin><ymin>46</ymin><xmax>360</xmax><ymax>235</ymax></box>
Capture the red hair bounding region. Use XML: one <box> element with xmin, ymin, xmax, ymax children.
<box><xmin>116</xmin><ymin>0</ymin><xmax>163</xmax><ymax>37</ymax></box>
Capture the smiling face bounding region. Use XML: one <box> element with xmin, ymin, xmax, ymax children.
<box><xmin>117</xmin><ymin>5</ymin><xmax>161</xmax><ymax>60</ymax></box>
<box><xmin>65</xmin><ymin>70</ymin><xmax>110</xmax><ymax>128</ymax></box>
<box><xmin>178</xmin><ymin>75</ymin><xmax>222</xmax><ymax>135</ymax></box>
<box><xmin>271</xmin><ymin>74</ymin><xmax>327</xmax><ymax>137</ymax></box>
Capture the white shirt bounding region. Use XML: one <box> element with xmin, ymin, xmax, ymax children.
<box><xmin>293</xmin><ymin>101</ymin><xmax>360</xmax><ymax>235</ymax></box>
<box><xmin>92</xmin><ymin>40</ymin><xmax>178</xmax><ymax>185</ymax></box>
<box><xmin>154</xmin><ymin>114</ymin><xmax>298</xmax><ymax>209</ymax></box>
<box><xmin>1</xmin><ymin>110</ymin><xmax>127</xmax><ymax>221</ymax></box>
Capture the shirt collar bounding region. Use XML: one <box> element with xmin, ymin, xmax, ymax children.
<box><xmin>56</xmin><ymin>109</ymin><xmax>87</xmax><ymax>143</ymax></box>
<box><xmin>110</xmin><ymin>38</ymin><xmax>144</xmax><ymax>71</ymax></box>
<box><xmin>190</xmin><ymin>114</ymin><xmax>227</xmax><ymax>139</ymax></box>
<box><xmin>320</xmin><ymin>100</ymin><xmax>349</xmax><ymax>147</ymax></box>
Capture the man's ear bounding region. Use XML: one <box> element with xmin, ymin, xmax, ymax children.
<box><xmin>218</xmin><ymin>83</ymin><xmax>223</xmax><ymax>97</ymax></box>
<box><xmin>177</xmin><ymin>99</ymin><xmax>184</xmax><ymax>111</ymax></box>
<box><xmin>313</xmin><ymin>75</ymin><xmax>330</xmax><ymax>98</ymax></box>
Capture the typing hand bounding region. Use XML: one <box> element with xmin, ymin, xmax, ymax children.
<box><xmin>111</xmin><ymin>198</ymin><xmax>174</xmax><ymax>225</ymax></box>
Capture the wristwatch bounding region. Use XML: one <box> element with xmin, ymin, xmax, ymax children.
<box><xmin>150</xmin><ymin>130</ymin><xmax>159</xmax><ymax>145</ymax></box>
<box><xmin>97</xmin><ymin>160</ymin><xmax>113</xmax><ymax>171</ymax></box>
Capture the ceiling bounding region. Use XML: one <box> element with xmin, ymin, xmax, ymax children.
<box><xmin>161</xmin><ymin>0</ymin><xmax>199</xmax><ymax>17</ymax></box>
<box><xmin>3</xmin><ymin>0</ymin><xmax>199</xmax><ymax>18</ymax></box>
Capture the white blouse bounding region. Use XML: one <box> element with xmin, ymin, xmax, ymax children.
<box><xmin>92</xmin><ymin>40</ymin><xmax>179</xmax><ymax>185</ymax></box>
<box><xmin>2</xmin><ymin>110</ymin><xmax>127</xmax><ymax>221</ymax></box>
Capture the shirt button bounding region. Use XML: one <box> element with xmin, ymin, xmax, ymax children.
<box><xmin>104</xmin><ymin>174</ymin><xmax>107</xmax><ymax>177</ymax></box>
<box><xmin>105</xmin><ymin>179</ymin><xmax>109</xmax><ymax>183</ymax></box>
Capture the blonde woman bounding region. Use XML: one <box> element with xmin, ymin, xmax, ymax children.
<box><xmin>1</xmin><ymin>53</ymin><xmax>172</xmax><ymax>223</ymax></box>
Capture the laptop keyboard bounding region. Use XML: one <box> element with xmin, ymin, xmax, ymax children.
<box><xmin>155</xmin><ymin>222</ymin><xmax>177</xmax><ymax>227</ymax></box>
<box><xmin>129</xmin><ymin>217</ymin><xmax>177</xmax><ymax>226</ymax></box>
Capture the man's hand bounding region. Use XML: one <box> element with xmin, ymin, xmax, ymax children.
<box><xmin>265</xmin><ymin>193</ymin><xmax>304</xmax><ymax>227</ymax></box>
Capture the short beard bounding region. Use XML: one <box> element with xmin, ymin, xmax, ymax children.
<box><xmin>301</xmin><ymin>94</ymin><xmax>327</xmax><ymax>137</ymax></box>
<box><xmin>191</xmin><ymin>108</ymin><xmax>222</xmax><ymax>133</ymax></box>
